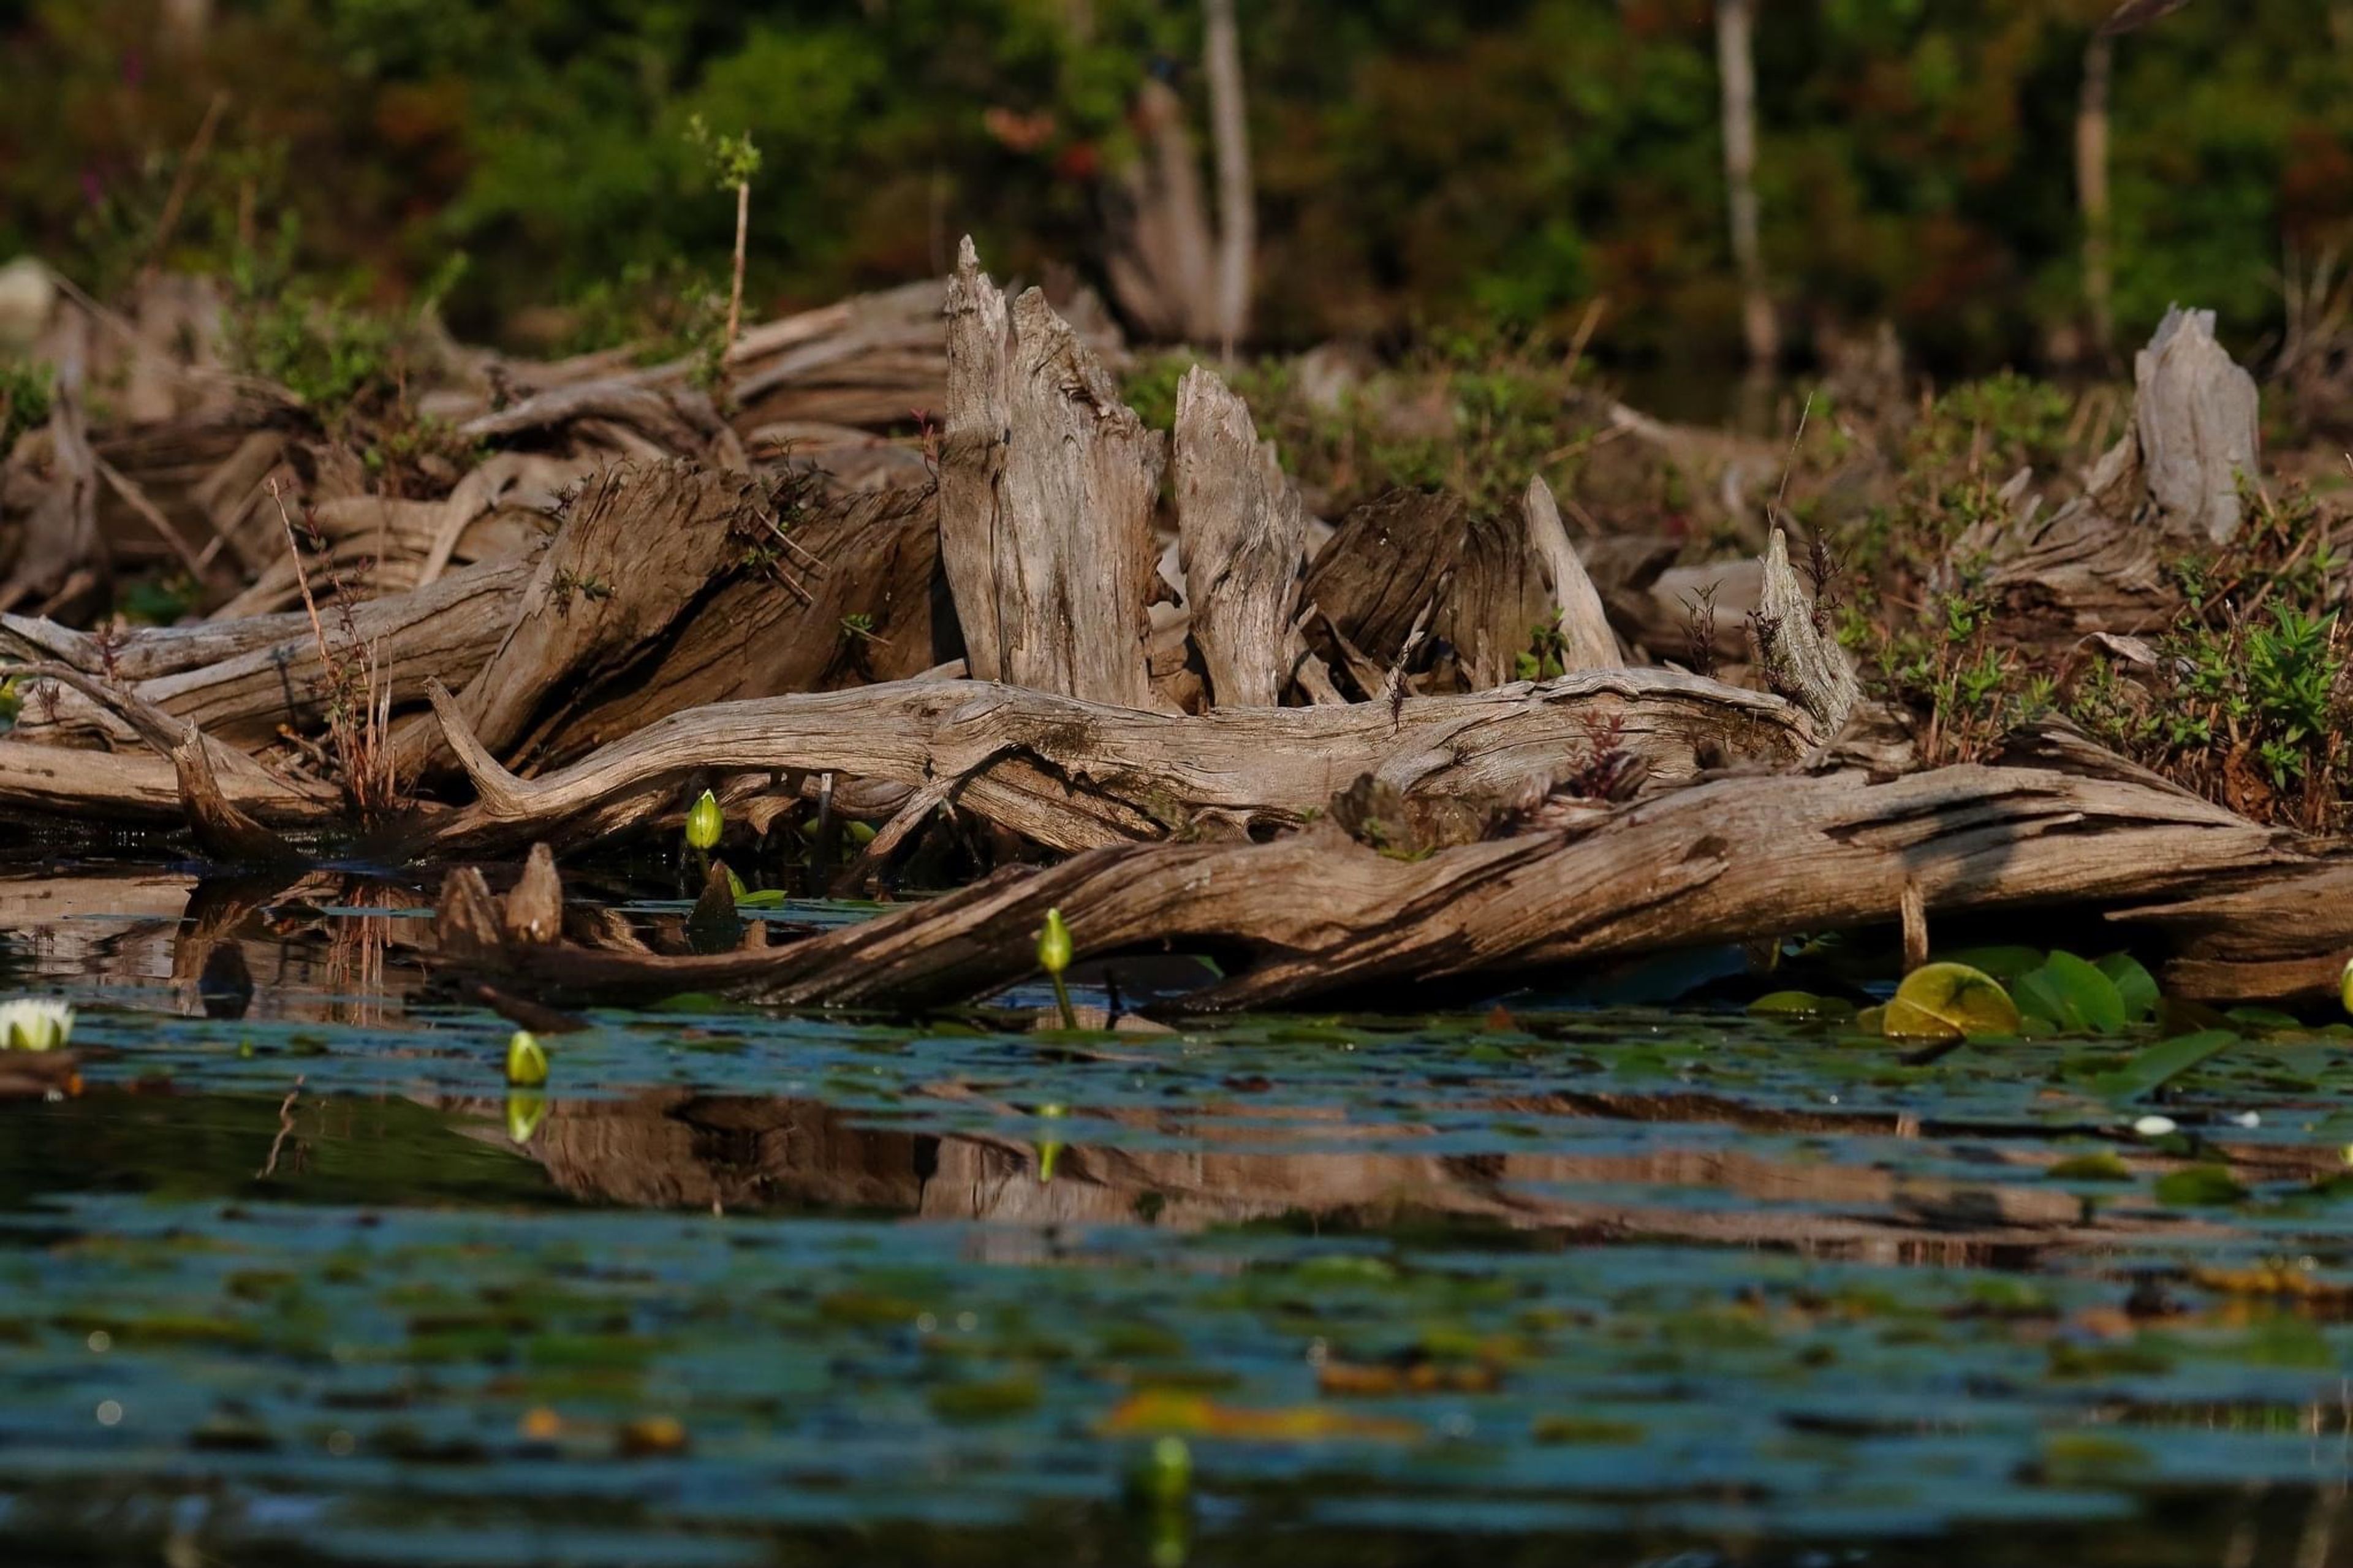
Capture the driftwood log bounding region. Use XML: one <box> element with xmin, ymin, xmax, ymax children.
<box><xmin>430</xmin><ymin>762</ymin><xmax>2341</xmax><ymax>1013</ymax></box>
<box><xmin>7</xmin><ymin>556</ymin><xmax>532</xmax><ymax>749</ymax></box>
<box><xmin>413</xmin><ymin>666</ymin><xmax>1810</xmax><ymax>858</ymax></box>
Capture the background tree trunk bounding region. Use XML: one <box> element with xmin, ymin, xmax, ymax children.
<box><xmin>1202</xmin><ymin>0</ymin><xmax>1256</xmax><ymax>359</ymax></box>
<box><xmin>1715</xmin><ymin>0</ymin><xmax>1777</xmax><ymax>373</ymax></box>
<box><xmin>2077</xmin><ymin>32</ymin><xmax>2115</xmax><ymax>357</ymax></box>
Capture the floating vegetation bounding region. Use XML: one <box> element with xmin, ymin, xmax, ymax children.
<box><xmin>6</xmin><ymin>879</ymin><xmax>2353</xmax><ymax>1565</ymax></box>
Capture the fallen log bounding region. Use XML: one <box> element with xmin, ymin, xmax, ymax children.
<box><xmin>430</xmin><ymin>763</ymin><xmax>2327</xmax><ymax>1013</ymax></box>
<box><xmin>0</xmin><ymin>737</ymin><xmax>337</xmax><ymax>826</ymax></box>
<box><xmin>7</xmin><ymin>555</ymin><xmax>533</xmax><ymax>748</ymax></box>
<box><xmin>2109</xmin><ymin>865</ymin><xmax>2353</xmax><ymax>1006</ymax></box>
<box><xmin>411</xmin><ymin>665</ymin><xmax>1810</xmax><ymax>857</ymax></box>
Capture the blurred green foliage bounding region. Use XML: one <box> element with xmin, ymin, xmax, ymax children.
<box><xmin>0</xmin><ymin>0</ymin><xmax>2346</xmax><ymax>369</ymax></box>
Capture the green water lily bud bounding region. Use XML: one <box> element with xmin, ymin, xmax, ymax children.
<box><xmin>506</xmin><ymin>1091</ymin><xmax>548</xmax><ymax>1144</ymax></box>
<box><xmin>1144</xmin><ymin>1434</ymin><xmax>1191</xmax><ymax>1504</ymax></box>
<box><xmin>686</xmin><ymin>789</ymin><xmax>724</xmax><ymax>851</ymax></box>
<box><xmin>506</xmin><ymin>1030</ymin><xmax>549</xmax><ymax>1087</ymax></box>
<box><xmin>2341</xmin><ymin>955</ymin><xmax>2352</xmax><ymax>1017</ymax></box>
<box><xmin>1036</xmin><ymin>1102</ymin><xmax>1067</xmax><ymax>1184</ymax></box>
<box><xmin>1037</xmin><ymin>907</ymin><xmax>1073</xmax><ymax>977</ymax></box>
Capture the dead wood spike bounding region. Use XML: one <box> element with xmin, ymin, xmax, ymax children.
<box><xmin>0</xmin><ymin>358</ymin><xmax>103</xmax><ymax>615</ymax></box>
<box><xmin>169</xmin><ymin>722</ymin><xmax>302</xmax><ymax>866</ymax></box>
<box><xmin>1174</xmin><ymin>363</ymin><xmax>1304</xmax><ymax>707</ymax></box>
<box><xmin>1521</xmin><ymin>475</ymin><xmax>1620</xmax><ymax>673</ymax></box>
<box><xmin>2132</xmin><ymin>304</ymin><xmax>2259</xmax><ymax>543</ymax></box>
<box><xmin>503</xmin><ymin>843</ymin><xmax>565</xmax><ymax>948</ymax></box>
<box><xmin>2099</xmin><ymin>0</ymin><xmax>2191</xmax><ymax>36</ymax></box>
<box><xmin>1749</xmin><ymin>528</ymin><xmax>1860</xmax><ymax>735</ymax></box>
<box><xmin>1900</xmin><ymin>878</ymin><xmax>1929</xmax><ymax>973</ymax></box>
<box><xmin>941</xmin><ymin>238</ymin><xmax>1165</xmax><ymax>710</ymax></box>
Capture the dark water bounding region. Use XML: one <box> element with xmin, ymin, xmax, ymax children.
<box><xmin>2</xmin><ymin>860</ymin><xmax>2351</xmax><ymax>1567</ymax></box>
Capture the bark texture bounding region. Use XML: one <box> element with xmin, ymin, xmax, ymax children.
<box><xmin>401</xmin><ymin>461</ymin><xmax>766</xmax><ymax>777</ymax></box>
<box><xmin>1748</xmin><ymin>528</ymin><xmax>1860</xmax><ymax>733</ymax></box>
<box><xmin>430</xmin><ymin>765</ymin><xmax>2317</xmax><ymax>1014</ymax></box>
<box><xmin>414</xmin><ymin>666</ymin><xmax>1810</xmax><ymax>857</ymax></box>
<box><xmin>1173</xmin><ymin>365</ymin><xmax>1303</xmax><ymax>706</ymax></box>
<box><xmin>941</xmin><ymin>240</ymin><xmax>1165</xmax><ymax>710</ymax></box>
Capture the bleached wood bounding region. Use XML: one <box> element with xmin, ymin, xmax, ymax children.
<box><xmin>1748</xmin><ymin>528</ymin><xmax>1860</xmax><ymax>733</ymax></box>
<box><xmin>432</xmin><ymin>764</ymin><xmax>2311</xmax><ymax>1013</ymax></box>
<box><xmin>412</xmin><ymin>666</ymin><xmax>1812</xmax><ymax>857</ymax></box>
<box><xmin>940</xmin><ymin>240</ymin><xmax>1164</xmax><ymax>709</ymax></box>
<box><xmin>1173</xmin><ymin>365</ymin><xmax>1303</xmax><ymax>706</ymax></box>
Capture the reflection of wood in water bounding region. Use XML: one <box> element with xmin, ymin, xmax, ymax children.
<box><xmin>440</xmin><ymin>1088</ymin><xmax>2284</xmax><ymax>1269</ymax></box>
<box><xmin>322</xmin><ymin>879</ymin><xmax>407</xmax><ymax>1026</ymax></box>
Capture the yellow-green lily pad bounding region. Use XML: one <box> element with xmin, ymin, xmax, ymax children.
<box><xmin>1881</xmin><ymin>963</ymin><xmax>2021</xmax><ymax>1042</ymax></box>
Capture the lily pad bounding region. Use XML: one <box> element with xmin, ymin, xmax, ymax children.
<box><xmin>1748</xmin><ymin>991</ymin><xmax>1854</xmax><ymax>1020</ymax></box>
<box><xmin>1881</xmin><ymin>963</ymin><xmax>2021</xmax><ymax>1042</ymax></box>
<box><xmin>2090</xmin><ymin>1031</ymin><xmax>2237</xmax><ymax>1102</ymax></box>
<box><xmin>2013</xmin><ymin>952</ymin><xmax>2127</xmax><ymax>1036</ymax></box>
<box><xmin>1934</xmin><ymin>945</ymin><xmax>2048</xmax><ymax>982</ymax></box>
<box><xmin>2153</xmin><ymin>1164</ymin><xmax>2248</xmax><ymax>1207</ymax></box>
<box><xmin>2094</xmin><ymin>952</ymin><xmax>2161</xmax><ymax>1021</ymax></box>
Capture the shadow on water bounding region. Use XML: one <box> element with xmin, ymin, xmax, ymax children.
<box><xmin>4</xmin><ymin>865</ymin><xmax>2353</xmax><ymax>1567</ymax></box>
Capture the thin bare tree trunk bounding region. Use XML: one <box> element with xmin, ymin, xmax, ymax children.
<box><xmin>1202</xmin><ymin>0</ymin><xmax>1256</xmax><ymax>359</ymax></box>
<box><xmin>160</xmin><ymin>0</ymin><xmax>212</xmax><ymax>51</ymax></box>
<box><xmin>1715</xmin><ymin>0</ymin><xmax>1777</xmax><ymax>372</ymax></box>
<box><xmin>2077</xmin><ymin>33</ymin><xmax>2116</xmax><ymax>356</ymax></box>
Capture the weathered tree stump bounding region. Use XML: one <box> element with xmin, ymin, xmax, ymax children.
<box><xmin>1173</xmin><ymin>365</ymin><xmax>1304</xmax><ymax>706</ymax></box>
<box><xmin>1748</xmin><ymin>528</ymin><xmax>1861</xmax><ymax>734</ymax></box>
<box><xmin>941</xmin><ymin>238</ymin><xmax>1165</xmax><ymax>711</ymax></box>
<box><xmin>1950</xmin><ymin>305</ymin><xmax>2259</xmax><ymax>640</ymax></box>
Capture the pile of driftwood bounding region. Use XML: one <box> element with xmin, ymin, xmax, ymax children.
<box><xmin>3</xmin><ymin>243</ymin><xmax>2346</xmax><ymax>1013</ymax></box>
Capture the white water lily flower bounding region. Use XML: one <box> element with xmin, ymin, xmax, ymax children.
<box><xmin>2132</xmin><ymin>1114</ymin><xmax>2178</xmax><ymax>1138</ymax></box>
<box><xmin>0</xmin><ymin>998</ymin><xmax>75</xmax><ymax>1052</ymax></box>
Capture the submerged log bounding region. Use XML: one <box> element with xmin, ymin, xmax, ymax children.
<box><xmin>431</xmin><ymin>764</ymin><xmax>2322</xmax><ymax>1013</ymax></box>
<box><xmin>941</xmin><ymin>238</ymin><xmax>1164</xmax><ymax>710</ymax></box>
<box><xmin>412</xmin><ymin>665</ymin><xmax>1810</xmax><ymax>858</ymax></box>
